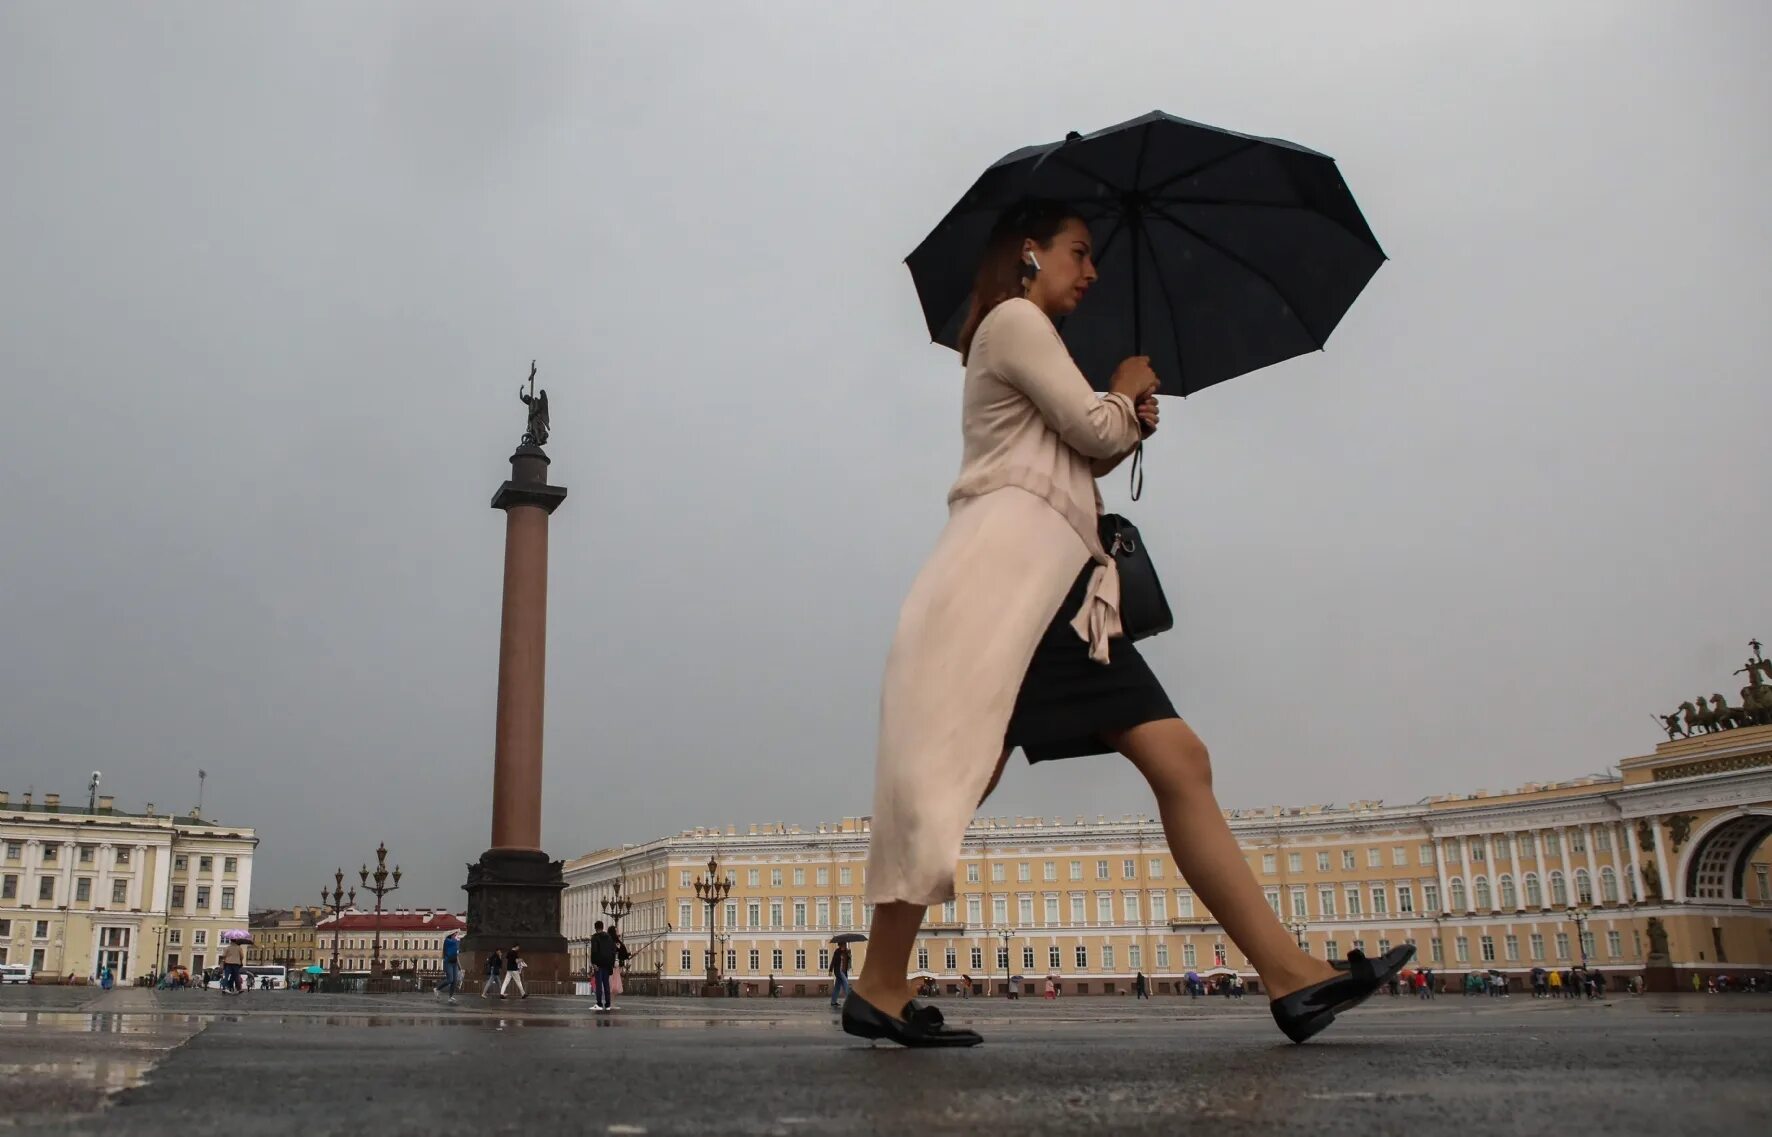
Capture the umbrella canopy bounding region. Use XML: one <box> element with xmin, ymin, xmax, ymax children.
<box><xmin>907</xmin><ymin>110</ymin><xmax>1384</xmax><ymax>397</ymax></box>
<box><xmin>828</xmin><ymin>933</ymin><xmax>867</xmax><ymax>945</ymax></box>
<box><xmin>220</xmin><ymin>930</ymin><xmax>253</xmax><ymax>944</ymax></box>
<box><xmin>304</xmin><ymin>965</ymin><xmax>325</xmax><ymax>974</ymax></box>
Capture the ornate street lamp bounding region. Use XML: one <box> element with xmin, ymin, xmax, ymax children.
<box><xmin>1570</xmin><ymin>903</ymin><xmax>1592</xmax><ymax>970</ymax></box>
<box><xmin>321</xmin><ymin>869</ymin><xmax>356</xmax><ymax>973</ymax></box>
<box><xmin>1287</xmin><ymin>920</ymin><xmax>1309</xmax><ymax>952</ymax></box>
<box><xmin>996</xmin><ymin>926</ymin><xmax>1012</xmax><ymax>997</ymax></box>
<box><xmin>694</xmin><ymin>856</ymin><xmax>735</xmax><ymax>986</ymax></box>
<box><xmin>602</xmin><ymin>876</ymin><xmax>634</xmax><ymax>927</ymax></box>
<box><xmin>358</xmin><ymin>842</ymin><xmax>401</xmax><ymax>975</ymax></box>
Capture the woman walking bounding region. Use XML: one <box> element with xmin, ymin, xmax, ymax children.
<box><xmin>844</xmin><ymin>199</ymin><xmax>1411</xmax><ymax>1048</ymax></box>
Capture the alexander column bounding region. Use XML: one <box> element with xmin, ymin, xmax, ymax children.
<box><xmin>461</xmin><ymin>363</ymin><xmax>570</xmax><ymax>983</ymax></box>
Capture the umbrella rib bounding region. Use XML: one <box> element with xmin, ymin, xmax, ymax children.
<box><xmin>1148</xmin><ymin>202</ymin><xmax>1325</xmax><ymax>349</ymax></box>
<box><xmin>1152</xmin><ymin>196</ymin><xmax>1381</xmax><ymax>254</ymax></box>
<box><xmin>1047</xmin><ymin>151</ymin><xmax>1130</xmax><ymax>197</ymax></box>
<box><xmin>1145</xmin><ymin>140</ymin><xmax>1262</xmax><ymax>195</ymax></box>
<box><xmin>1135</xmin><ymin>219</ymin><xmax>1189</xmax><ymax>394</ymax></box>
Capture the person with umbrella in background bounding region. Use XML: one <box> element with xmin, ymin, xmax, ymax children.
<box><xmin>828</xmin><ymin>934</ymin><xmax>861</xmax><ymax>1008</ymax></box>
<box><xmin>848</xmin><ymin>112</ymin><xmax>1410</xmax><ymax>1050</ymax></box>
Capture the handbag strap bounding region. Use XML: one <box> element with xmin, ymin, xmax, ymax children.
<box><xmin>1129</xmin><ymin>440</ymin><xmax>1144</xmax><ymax>501</ymax></box>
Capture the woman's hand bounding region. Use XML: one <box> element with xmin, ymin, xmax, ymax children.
<box><xmin>1135</xmin><ymin>393</ymin><xmax>1160</xmax><ymax>435</ymax></box>
<box><xmin>1109</xmin><ymin>355</ymin><xmax>1159</xmax><ymax>401</ymax></box>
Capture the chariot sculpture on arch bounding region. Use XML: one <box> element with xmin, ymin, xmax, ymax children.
<box><xmin>1657</xmin><ymin>638</ymin><xmax>1772</xmax><ymax>737</ymax></box>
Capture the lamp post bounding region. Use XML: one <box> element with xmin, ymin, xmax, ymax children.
<box><xmin>321</xmin><ymin>870</ymin><xmax>356</xmax><ymax>973</ymax></box>
<box><xmin>1287</xmin><ymin>920</ymin><xmax>1309</xmax><ymax>952</ymax></box>
<box><xmin>602</xmin><ymin>875</ymin><xmax>634</xmax><ymax>971</ymax></box>
<box><xmin>996</xmin><ymin>926</ymin><xmax>1012</xmax><ymax>997</ymax></box>
<box><xmin>357</xmin><ymin>842</ymin><xmax>401</xmax><ymax>975</ymax></box>
<box><xmin>693</xmin><ymin>856</ymin><xmax>734</xmax><ymax>987</ymax></box>
<box><xmin>1570</xmin><ymin>903</ymin><xmax>1592</xmax><ymax>970</ymax></box>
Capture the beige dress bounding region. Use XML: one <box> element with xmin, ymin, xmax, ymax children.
<box><xmin>865</xmin><ymin>298</ymin><xmax>1144</xmax><ymax>906</ymax></box>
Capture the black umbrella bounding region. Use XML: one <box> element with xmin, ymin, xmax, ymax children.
<box><xmin>829</xmin><ymin>933</ymin><xmax>867</xmax><ymax>945</ymax></box>
<box><xmin>906</xmin><ymin>110</ymin><xmax>1384</xmax><ymax>397</ymax></box>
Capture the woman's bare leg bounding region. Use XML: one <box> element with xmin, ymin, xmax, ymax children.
<box><xmin>852</xmin><ymin>747</ymin><xmax>1014</xmax><ymax>1019</ymax></box>
<box><xmin>1105</xmin><ymin>718</ymin><xmax>1337</xmax><ymax>999</ymax></box>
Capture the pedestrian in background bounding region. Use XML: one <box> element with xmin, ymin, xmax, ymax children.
<box><xmin>500</xmin><ymin>946</ymin><xmax>527</xmax><ymax>999</ymax></box>
<box><xmin>481</xmin><ymin>948</ymin><xmax>504</xmax><ymax>999</ymax></box>
<box><xmin>435</xmin><ymin>930</ymin><xmax>461</xmax><ymax>1004</ymax></box>
<box><xmin>589</xmin><ymin>921</ymin><xmax>616</xmax><ymax>1012</ymax></box>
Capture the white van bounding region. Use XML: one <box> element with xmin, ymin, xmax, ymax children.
<box><xmin>0</xmin><ymin>963</ymin><xmax>32</xmax><ymax>984</ymax></box>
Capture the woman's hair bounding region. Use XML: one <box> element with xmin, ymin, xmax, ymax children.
<box><xmin>958</xmin><ymin>198</ymin><xmax>1085</xmax><ymax>364</ymax></box>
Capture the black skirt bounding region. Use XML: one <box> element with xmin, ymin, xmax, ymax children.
<box><xmin>1004</xmin><ymin>560</ymin><xmax>1180</xmax><ymax>762</ymax></box>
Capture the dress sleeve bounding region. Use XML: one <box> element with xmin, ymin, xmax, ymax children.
<box><xmin>981</xmin><ymin>299</ymin><xmax>1142</xmax><ymax>459</ymax></box>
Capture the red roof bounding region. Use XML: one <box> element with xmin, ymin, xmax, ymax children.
<box><xmin>314</xmin><ymin>911</ymin><xmax>465</xmax><ymax>933</ymax></box>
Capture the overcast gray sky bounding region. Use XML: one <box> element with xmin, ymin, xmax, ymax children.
<box><xmin>3</xmin><ymin>1</ymin><xmax>1768</xmax><ymax>908</ymax></box>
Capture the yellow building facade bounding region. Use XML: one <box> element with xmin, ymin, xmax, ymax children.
<box><xmin>0</xmin><ymin>789</ymin><xmax>258</xmax><ymax>983</ymax></box>
<box><xmin>563</xmin><ymin>724</ymin><xmax>1772</xmax><ymax>994</ymax></box>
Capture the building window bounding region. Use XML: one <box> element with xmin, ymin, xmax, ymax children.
<box><xmin>1317</xmin><ymin>852</ymin><xmax>1331</xmax><ymax>872</ymax></box>
<box><xmin>1183</xmin><ymin>942</ymin><xmax>1197</xmax><ymax>967</ymax></box>
<box><xmin>78</xmin><ymin>846</ymin><xmax>94</xmax><ymax>864</ymax></box>
<box><xmin>1442</xmin><ymin>841</ymin><xmax>1459</xmax><ymax>865</ymax></box>
<box><xmin>816</xmin><ymin>868</ymin><xmax>828</xmax><ymax>887</ymax></box>
<box><xmin>1757</xmin><ymin>867</ymin><xmax>1770</xmax><ymax>901</ymax></box>
<box><xmin>1149</xmin><ymin>859</ymin><xmax>1163</xmax><ymax>879</ymax></box>
<box><xmin>1530</xmin><ymin>933</ymin><xmax>1544</xmax><ymax>961</ymax></box>
<box><xmin>1480</xmin><ymin>936</ymin><xmax>1496</xmax><ymax>962</ymax></box>
<box><xmin>747</xmin><ymin>903</ymin><xmax>761</xmax><ymax>929</ymax></box>
<box><xmin>220</xmin><ymin>887</ymin><xmax>235</xmax><ymax>912</ymax></box>
<box><xmin>946</xmin><ymin>948</ymin><xmax>958</xmax><ymax>970</ymax></box>
<box><xmin>681</xmin><ymin>949</ymin><xmax>692</xmax><ymax>971</ymax></box>
<box><xmin>224</xmin><ymin>857</ymin><xmax>238</xmax><ymax>874</ymax></box>
<box><xmin>1569</xmin><ymin>830</ymin><xmax>1587</xmax><ymax>854</ymax></box>
<box><xmin>1045</xmin><ymin>897</ymin><xmax>1060</xmax><ymax>924</ymax></box>
<box><xmin>1070</xmin><ymin>861</ymin><xmax>1082</xmax><ymax>881</ymax></box>
<box><xmin>748</xmin><ymin>949</ymin><xmax>759</xmax><ymax>971</ymax></box>
<box><xmin>1151</xmin><ymin>892</ymin><xmax>1169</xmax><ymax>923</ymax></box>
<box><xmin>1470</xmin><ymin>839</ymin><xmax>1486</xmax><ymax>863</ymax></box>
<box><xmin>725</xmin><ymin>902</ymin><xmax>738</xmax><ymax>928</ymax></box>
<box><xmin>168</xmin><ymin>930</ymin><xmax>182</xmax><ymax>945</ymax></box>
<box><xmin>37</xmin><ymin>878</ymin><xmax>54</xmax><ymax>902</ymax></box>
<box><xmin>1555</xmin><ymin>933</ymin><xmax>1570</xmax><ymax>959</ymax></box>
<box><xmin>1393</xmin><ymin>847</ymin><xmax>1408</xmax><ymax>867</ymax></box>
<box><xmin>1494</xmin><ymin>835</ymin><xmax>1512</xmax><ymax>859</ymax></box>
<box><xmin>679</xmin><ymin>902</ymin><xmax>693</xmax><ymax>928</ymax></box>
<box><xmin>1420</xmin><ymin>844</ymin><xmax>1435</xmax><ymax>866</ymax></box>
<box><xmin>34</xmin><ymin>920</ymin><xmax>50</xmax><ymax>939</ymax></box>
<box><xmin>816</xmin><ymin>899</ymin><xmax>830</xmax><ymax>928</ymax></box>
<box><xmin>1262</xmin><ymin>854</ymin><xmax>1276</xmax><ymax>874</ymax></box>
<box><xmin>1019</xmin><ymin>897</ymin><xmax>1034</xmax><ymax>926</ymax></box>
<box><xmin>966</xmin><ymin>864</ymin><xmax>980</xmax><ymax>883</ymax></box>
<box><xmin>171</xmin><ymin>883</ymin><xmax>186</xmax><ymax>908</ymax></box>
<box><xmin>1600</xmin><ymin>867</ymin><xmax>1619</xmax><ymax>904</ymax></box>
<box><xmin>991</xmin><ymin>864</ymin><xmax>1005</xmax><ymax>884</ymax></box>
<box><xmin>1580</xmin><ymin>931</ymin><xmax>1596</xmax><ymax>960</ymax></box>
<box><xmin>1526</xmin><ymin>873</ymin><xmax>1543</xmax><ymax>907</ymax></box>
<box><xmin>1074</xmin><ymin>945</ymin><xmax>1088</xmax><ymax>969</ymax></box>
<box><xmin>75</xmin><ymin>878</ymin><xmax>91</xmax><ymax>902</ymax></box>
<box><xmin>1449</xmin><ymin>879</ymin><xmax>1467</xmax><ymax>911</ymax></box>
<box><xmin>42</xmin><ymin>846</ymin><xmax>58</xmax><ymax>864</ymax></box>
<box><xmin>1544</xmin><ymin>833</ymin><xmax>1561</xmax><ymax>856</ymax></box>
<box><xmin>794</xmin><ymin>949</ymin><xmax>806</xmax><ymax>971</ymax></box>
<box><xmin>771</xmin><ymin>949</ymin><xmax>783</xmax><ymax>970</ymax></box>
<box><xmin>193</xmin><ymin>930</ymin><xmax>207</xmax><ymax>946</ymax></box>
<box><xmin>968</xmin><ymin>898</ymin><xmax>983</xmax><ymax>925</ymax></box>
<box><xmin>794</xmin><ymin>903</ymin><xmax>807</xmax><ymax>928</ymax></box>
<box><xmin>1504</xmin><ymin>935</ymin><xmax>1520</xmax><ymax>961</ymax></box>
<box><xmin>1124</xmin><ymin>894</ymin><xmax>1139</xmax><ymax>924</ymax></box>
<box><xmin>199</xmin><ymin>856</ymin><xmax>212</xmax><ymax>872</ymax></box>
<box><xmin>839</xmin><ymin>867</ymin><xmax>852</xmax><ymax>886</ymax></box>
<box><xmin>793</xmin><ymin>868</ymin><xmax>805</xmax><ymax>887</ymax></box>
<box><xmin>1430</xmin><ymin>938</ymin><xmax>1443</xmax><ymax>963</ymax></box>
<box><xmin>1455</xmin><ymin>937</ymin><xmax>1469</xmax><ymax>963</ymax></box>
<box><xmin>1607</xmin><ymin>931</ymin><xmax>1622</xmax><ymax>958</ymax></box>
<box><xmin>1042</xmin><ymin>861</ymin><xmax>1057</xmax><ymax>882</ymax></box>
<box><xmin>3</xmin><ymin>842</ymin><xmax>19</xmax><ymax>861</ymax></box>
<box><xmin>111</xmin><ymin>880</ymin><xmax>127</xmax><ymax>905</ymax></box>
<box><xmin>971</xmin><ymin>947</ymin><xmax>984</xmax><ymax>970</ymax></box>
<box><xmin>1500</xmin><ymin>875</ymin><xmax>1517</xmax><ymax>909</ymax></box>
<box><xmin>1288</xmin><ymin>853</ymin><xmax>1303</xmax><ymax>873</ymax></box>
<box><xmin>1474</xmin><ymin>877</ymin><xmax>1492</xmax><ymax>910</ymax></box>
<box><xmin>1156</xmin><ymin>943</ymin><xmax>1170</xmax><ymax>969</ymax></box>
<box><xmin>1318</xmin><ymin>889</ymin><xmax>1336</xmax><ymax>917</ymax></box>
<box><xmin>1325</xmin><ymin>940</ymin><xmax>1340</xmax><ymax>961</ymax></box>
<box><xmin>1175</xmin><ymin>891</ymin><xmax>1195</xmax><ymax>918</ymax></box>
<box><xmin>1122</xmin><ymin>859</ymin><xmax>1136</xmax><ymax>880</ymax></box>
<box><xmin>1575</xmin><ymin>869</ymin><xmax>1593</xmax><ymax>905</ymax></box>
<box><xmin>196</xmin><ymin>886</ymin><xmax>211</xmax><ymax>909</ymax></box>
<box><xmin>747</xmin><ymin>869</ymin><xmax>759</xmax><ymax>888</ymax></box>
<box><xmin>1398</xmin><ymin>885</ymin><xmax>1415</xmax><ymax>914</ymax></box>
<box><xmin>1102</xmin><ymin>945</ymin><xmax>1116</xmax><ymax>970</ymax></box>
<box><xmin>1519</xmin><ymin>833</ymin><xmax>1536</xmax><ymax>856</ymax></box>
<box><xmin>941</xmin><ymin>900</ymin><xmax>955</xmax><ymax>924</ymax></box>
<box><xmin>1342</xmin><ymin>851</ymin><xmax>1357</xmax><ymax>870</ymax></box>
<box><xmin>769</xmin><ymin>903</ymin><xmax>783</xmax><ymax>928</ymax></box>
<box><xmin>1345</xmin><ymin>888</ymin><xmax>1362</xmax><ymax>916</ymax></box>
<box><xmin>1371</xmin><ymin>887</ymin><xmax>1388</xmax><ymax>915</ymax></box>
<box><xmin>916</xmin><ymin>947</ymin><xmax>928</xmax><ymax>971</ymax></box>
<box><xmin>1291</xmin><ymin>889</ymin><xmax>1307</xmax><ymax>919</ymax></box>
<box><xmin>1070</xmin><ymin>895</ymin><xmax>1085</xmax><ymax>924</ymax></box>
<box><xmin>1096</xmin><ymin>860</ymin><xmax>1110</xmax><ymax>881</ymax></box>
<box><xmin>1096</xmin><ymin>895</ymin><xmax>1113</xmax><ymax>924</ymax></box>
<box><xmin>1367</xmin><ymin>848</ymin><xmax>1383</xmax><ymax>868</ymax></box>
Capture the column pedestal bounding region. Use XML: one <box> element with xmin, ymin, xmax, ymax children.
<box><xmin>461</xmin><ymin>850</ymin><xmax>569</xmax><ymax>983</ymax></box>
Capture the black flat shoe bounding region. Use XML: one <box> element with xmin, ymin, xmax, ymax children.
<box><xmin>841</xmin><ymin>992</ymin><xmax>981</xmax><ymax>1048</ymax></box>
<box><xmin>1270</xmin><ymin>944</ymin><xmax>1415</xmax><ymax>1044</ymax></box>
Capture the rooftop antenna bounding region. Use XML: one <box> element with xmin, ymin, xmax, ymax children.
<box><xmin>88</xmin><ymin>771</ymin><xmax>101</xmax><ymax>814</ymax></box>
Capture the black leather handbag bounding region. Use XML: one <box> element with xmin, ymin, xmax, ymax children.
<box><xmin>1099</xmin><ymin>510</ymin><xmax>1173</xmax><ymax>642</ymax></box>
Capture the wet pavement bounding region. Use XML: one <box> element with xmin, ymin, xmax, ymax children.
<box><xmin>3</xmin><ymin>990</ymin><xmax>1769</xmax><ymax>1135</ymax></box>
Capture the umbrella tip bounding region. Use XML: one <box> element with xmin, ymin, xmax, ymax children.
<box><xmin>1064</xmin><ymin>130</ymin><xmax>1082</xmax><ymax>142</ymax></box>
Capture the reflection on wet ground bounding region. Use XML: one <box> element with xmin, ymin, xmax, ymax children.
<box><xmin>0</xmin><ymin>1010</ymin><xmax>205</xmax><ymax>1127</ymax></box>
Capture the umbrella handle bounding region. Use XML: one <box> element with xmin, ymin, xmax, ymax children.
<box><xmin>1129</xmin><ymin>441</ymin><xmax>1144</xmax><ymax>501</ymax></box>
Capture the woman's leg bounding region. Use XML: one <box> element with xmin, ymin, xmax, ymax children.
<box><xmin>1106</xmin><ymin>718</ymin><xmax>1338</xmax><ymax>999</ymax></box>
<box><xmin>848</xmin><ymin>901</ymin><xmax>926</xmax><ymax>1015</ymax></box>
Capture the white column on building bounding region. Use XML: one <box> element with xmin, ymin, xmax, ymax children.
<box><xmin>1650</xmin><ymin>816</ymin><xmax>1675</xmax><ymax>904</ymax></box>
<box><xmin>1583</xmin><ymin>824</ymin><xmax>1603</xmax><ymax>903</ymax></box>
<box><xmin>1558</xmin><ymin>827</ymin><xmax>1576</xmax><ymax>906</ymax></box>
<box><xmin>95</xmin><ymin>844</ymin><xmax>112</xmax><ymax>910</ymax></box>
<box><xmin>1607</xmin><ymin>822</ymin><xmax>1629</xmax><ymax>906</ymax></box>
<box><xmin>144</xmin><ymin>844</ymin><xmax>164</xmax><ymax>914</ymax></box>
<box><xmin>1433</xmin><ymin>835</ymin><xmax>1450</xmax><ymax>915</ymax></box>
<box><xmin>1622</xmin><ymin>821</ymin><xmax>1645</xmax><ymax>903</ymax></box>
<box><xmin>235</xmin><ymin>853</ymin><xmax>253</xmax><ymax>919</ymax></box>
<box><xmin>20</xmin><ymin>839</ymin><xmax>40</xmax><ymax>909</ymax></box>
<box><xmin>1508</xmin><ymin>829</ymin><xmax>1524</xmax><ymax>911</ymax></box>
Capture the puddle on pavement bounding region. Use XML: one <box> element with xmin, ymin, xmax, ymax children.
<box><xmin>0</xmin><ymin>1053</ymin><xmax>157</xmax><ymax>1092</ymax></box>
<box><xmin>0</xmin><ymin>1010</ymin><xmax>205</xmax><ymax>1034</ymax></box>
